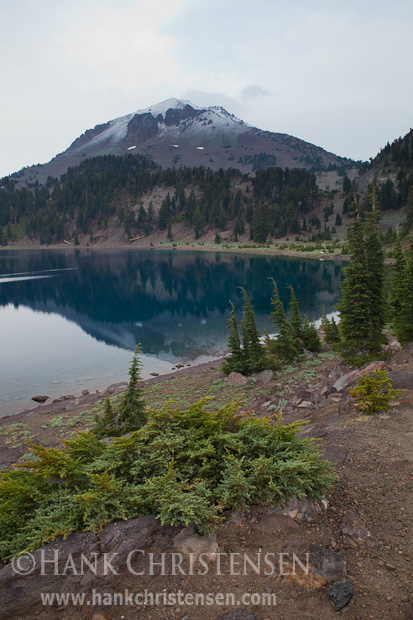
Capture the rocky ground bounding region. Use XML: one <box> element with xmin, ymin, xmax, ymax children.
<box><xmin>0</xmin><ymin>344</ymin><xmax>412</xmax><ymax>620</ymax></box>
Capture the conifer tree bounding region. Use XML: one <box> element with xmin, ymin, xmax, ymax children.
<box><xmin>391</xmin><ymin>238</ymin><xmax>413</xmax><ymax>343</ymax></box>
<box><xmin>93</xmin><ymin>397</ymin><xmax>119</xmax><ymax>439</ymax></box>
<box><xmin>288</xmin><ymin>285</ymin><xmax>302</xmax><ymax>346</ymax></box>
<box><xmin>337</xmin><ymin>196</ymin><xmax>375</xmax><ymax>362</ymax></box>
<box><xmin>222</xmin><ymin>301</ymin><xmax>245</xmax><ymax>375</ymax></box>
<box><xmin>239</xmin><ymin>288</ymin><xmax>267</xmax><ymax>374</ymax></box>
<box><xmin>301</xmin><ymin>316</ymin><xmax>322</xmax><ymax>353</ymax></box>
<box><xmin>389</xmin><ymin>235</ymin><xmax>407</xmax><ymax>341</ymax></box>
<box><xmin>403</xmin><ymin>240</ymin><xmax>413</xmax><ymax>342</ymax></box>
<box><xmin>364</xmin><ymin>184</ymin><xmax>387</xmax><ymax>346</ymax></box>
<box><xmin>118</xmin><ymin>345</ymin><xmax>147</xmax><ymax>432</ymax></box>
<box><xmin>269</xmin><ymin>279</ymin><xmax>300</xmax><ymax>362</ymax></box>
<box><xmin>321</xmin><ymin>307</ymin><xmax>340</xmax><ymax>344</ymax></box>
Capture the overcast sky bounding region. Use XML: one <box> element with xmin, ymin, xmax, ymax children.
<box><xmin>1</xmin><ymin>0</ymin><xmax>412</xmax><ymax>178</ymax></box>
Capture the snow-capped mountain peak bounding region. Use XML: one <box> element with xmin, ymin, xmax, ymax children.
<box><xmin>18</xmin><ymin>98</ymin><xmax>354</xmax><ymax>184</ymax></box>
<box><xmin>138</xmin><ymin>98</ymin><xmax>202</xmax><ymax>118</ymax></box>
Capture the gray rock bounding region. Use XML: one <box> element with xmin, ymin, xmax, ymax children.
<box><xmin>253</xmin><ymin>369</ymin><xmax>274</xmax><ymax>383</ymax></box>
<box><xmin>173</xmin><ymin>524</ymin><xmax>219</xmax><ymax>559</ymax></box>
<box><xmin>226</xmin><ymin>372</ymin><xmax>248</xmax><ymax>387</ymax></box>
<box><xmin>150</xmin><ymin>372</ymin><xmax>159</xmax><ymax>376</ymax></box>
<box><xmin>0</xmin><ymin>446</ymin><xmax>23</xmax><ymax>469</ymax></box>
<box><xmin>175</xmin><ymin>363</ymin><xmax>185</xmax><ymax>369</ymax></box>
<box><xmin>82</xmin><ymin>389</ymin><xmax>89</xmax><ymax>396</ymax></box>
<box><xmin>31</xmin><ymin>395</ymin><xmax>49</xmax><ymax>403</ymax></box>
<box><xmin>296</xmin><ymin>499</ymin><xmax>320</xmax><ymax>522</ymax></box>
<box><xmin>309</xmin><ymin>545</ymin><xmax>346</xmax><ymax>580</ymax></box>
<box><xmin>333</xmin><ymin>369</ymin><xmax>359</xmax><ymax>392</ymax></box>
<box><xmin>298</xmin><ymin>400</ymin><xmax>314</xmax><ymax>408</ymax></box>
<box><xmin>295</xmin><ymin>389</ymin><xmax>313</xmax><ymax>402</ymax></box>
<box><xmin>328</xmin><ymin>579</ymin><xmax>354</xmax><ymax>611</ymax></box>
<box><xmin>387</xmin><ymin>371</ymin><xmax>413</xmax><ymax>390</ymax></box>
<box><xmin>98</xmin><ymin>515</ymin><xmax>160</xmax><ymax>554</ymax></box>
<box><xmin>341</xmin><ymin>510</ymin><xmax>371</xmax><ymax>547</ymax></box>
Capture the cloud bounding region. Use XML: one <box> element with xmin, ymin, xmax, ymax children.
<box><xmin>61</xmin><ymin>1</ymin><xmax>185</xmax><ymax>92</ymax></box>
<box><xmin>241</xmin><ymin>85</ymin><xmax>272</xmax><ymax>100</ymax></box>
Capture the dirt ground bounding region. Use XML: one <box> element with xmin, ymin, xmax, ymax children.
<box><xmin>0</xmin><ymin>348</ymin><xmax>412</xmax><ymax>620</ymax></box>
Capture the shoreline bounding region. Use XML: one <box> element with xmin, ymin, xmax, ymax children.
<box><xmin>0</xmin><ymin>239</ymin><xmax>350</xmax><ymax>262</ymax></box>
<box><xmin>0</xmin><ymin>354</ymin><xmax>225</xmax><ymax>423</ymax></box>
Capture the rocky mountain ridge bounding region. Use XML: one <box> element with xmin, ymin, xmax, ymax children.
<box><xmin>14</xmin><ymin>98</ymin><xmax>355</xmax><ymax>185</ymax></box>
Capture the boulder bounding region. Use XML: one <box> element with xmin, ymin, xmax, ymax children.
<box><xmin>0</xmin><ymin>446</ymin><xmax>23</xmax><ymax>469</ymax></box>
<box><xmin>296</xmin><ymin>499</ymin><xmax>320</xmax><ymax>522</ymax></box>
<box><xmin>175</xmin><ymin>363</ymin><xmax>185</xmax><ymax>369</ymax></box>
<box><xmin>173</xmin><ymin>524</ymin><xmax>219</xmax><ymax>560</ymax></box>
<box><xmin>226</xmin><ymin>372</ymin><xmax>248</xmax><ymax>387</ymax></box>
<box><xmin>295</xmin><ymin>389</ymin><xmax>313</xmax><ymax>402</ymax></box>
<box><xmin>341</xmin><ymin>510</ymin><xmax>371</xmax><ymax>547</ymax></box>
<box><xmin>333</xmin><ymin>369</ymin><xmax>359</xmax><ymax>392</ymax></box>
<box><xmin>298</xmin><ymin>400</ymin><xmax>314</xmax><ymax>409</ymax></box>
<box><xmin>309</xmin><ymin>545</ymin><xmax>346</xmax><ymax>580</ymax></box>
<box><xmin>253</xmin><ymin>369</ymin><xmax>274</xmax><ymax>383</ymax></box>
<box><xmin>31</xmin><ymin>395</ymin><xmax>49</xmax><ymax>403</ymax></box>
<box><xmin>387</xmin><ymin>371</ymin><xmax>413</xmax><ymax>390</ymax></box>
<box><xmin>328</xmin><ymin>579</ymin><xmax>354</xmax><ymax>611</ymax></box>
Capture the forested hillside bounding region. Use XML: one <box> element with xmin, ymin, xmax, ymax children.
<box><xmin>0</xmin><ymin>155</ymin><xmax>321</xmax><ymax>245</ymax></box>
<box><xmin>353</xmin><ymin>128</ymin><xmax>413</xmax><ymax>229</ymax></box>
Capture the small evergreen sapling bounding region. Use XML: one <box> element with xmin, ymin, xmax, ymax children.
<box><xmin>321</xmin><ymin>307</ymin><xmax>340</xmax><ymax>344</ymax></box>
<box><xmin>93</xmin><ymin>397</ymin><xmax>119</xmax><ymax>439</ymax></box>
<box><xmin>222</xmin><ymin>301</ymin><xmax>245</xmax><ymax>375</ymax></box>
<box><xmin>349</xmin><ymin>369</ymin><xmax>404</xmax><ymax>415</ymax></box>
<box><xmin>118</xmin><ymin>344</ymin><xmax>147</xmax><ymax>432</ymax></box>
<box><xmin>301</xmin><ymin>316</ymin><xmax>322</xmax><ymax>353</ymax></box>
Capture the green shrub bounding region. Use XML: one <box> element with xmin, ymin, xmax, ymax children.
<box><xmin>348</xmin><ymin>370</ymin><xmax>404</xmax><ymax>415</ymax></box>
<box><xmin>0</xmin><ymin>400</ymin><xmax>335</xmax><ymax>561</ymax></box>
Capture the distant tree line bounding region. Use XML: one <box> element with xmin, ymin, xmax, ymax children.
<box><xmin>0</xmin><ymin>154</ymin><xmax>320</xmax><ymax>245</ymax></box>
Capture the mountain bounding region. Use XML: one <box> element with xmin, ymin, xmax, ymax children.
<box><xmin>15</xmin><ymin>98</ymin><xmax>355</xmax><ymax>185</ymax></box>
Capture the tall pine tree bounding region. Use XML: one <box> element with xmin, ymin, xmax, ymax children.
<box><xmin>239</xmin><ymin>288</ymin><xmax>267</xmax><ymax>374</ymax></box>
<box><xmin>337</xmin><ymin>189</ymin><xmax>386</xmax><ymax>363</ymax></box>
<box><xmin>269</xmin><ymin>279</ymin><xmax>300</xmax><ymax>362</ymax></box>
<box><xmin>364</xmin><ymin>183</ymin><xmax>387</xmax><ymax>346</ymax></box>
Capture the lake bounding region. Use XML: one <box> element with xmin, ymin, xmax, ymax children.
<box><xmin>0</xmin><ymin>249</ymin><xmax>344</xmax><ymax>416</ymax></box>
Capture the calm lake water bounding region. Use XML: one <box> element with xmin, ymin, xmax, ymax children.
<box><xmin>0</xmin><ymin>249</ymin><xmax>344</xmax><ymax>416</ymax></box>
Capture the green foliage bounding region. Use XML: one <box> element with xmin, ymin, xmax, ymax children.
<box><xmin>92</xmin><ymin>397</ymin><xmax>119</xmax><ymax>438</ymax></box>
<box><xmin>268</xmin><ymin>279</ymin><xmax>301</xmax><ymax>362</ymax></box>
<box><xmin>1</xmin><ymin>156</ymin><xmax>321</xmax><ymax>244</ymax></box>
<box><xmin>389</xmin><ymin>237</ymin><xmax>413</xmax><ymax>343</ymax></box>
<box><xmin>301</xmin><ymin>316</ymin><xmax>322</xmax><ymax>353</ymax></box>
<box><xmin>0</xmin><ymin>400</ymin><xmax>335</xmax><ymax>560</ymax></box>
<box><xmin>337</xmin><ymin>191</ymin><xmax>387</xmax><ymax>364</ymax></box>
<box><xmin>222</xmin><ymin>301</ymin><xmax>245</xmax><ymax>375</ymax></box>
<box><xmin>348</xmin><ymin>370</ymin><xmax>404</xmax><ymax>415</ymax></box>
<box><xmin>118</xmin><ymin>345</ymin><xmax>147</xmax><ymax>432</ymax></box>
<box><xmin>92</xmin><ymin>346</ymin><xmax>147</xmax><ymax>438</ymax></box>
<box><xmin>321</xmin><ymin>307</ymin><xmax>340</xmax><ymax>344</ymax></box>
<box><xmin>222</xmin><ymin>292</ymin><xmax>268</xmax><ymax>376</ymax></box>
